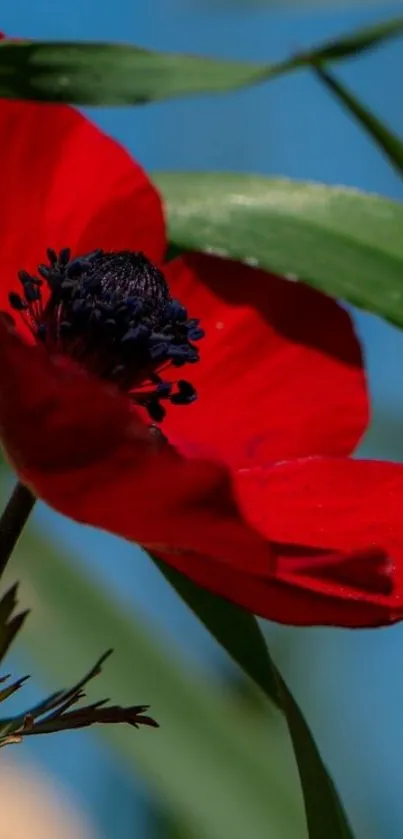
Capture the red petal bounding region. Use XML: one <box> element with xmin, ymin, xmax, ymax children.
<box><xmin>155</xmin><ymin>544</ymin><xmax>401</xmax><ymax>628</ymax></box>
<box><xmin>162</xmin><ymin>254</ymin><xmax>368</xmax><ymax>468</ymax></box>
<box><xmin>0</xmin><ymin>99</ymin><xmax>165</xmax><ymax>323</ymax></box>
<box><xmin>236</xmin><ymin>456</ymin><xmax>403</xmax><ymax>611</ymax></box>
<box><xmin>0</xmin><ymin>321</ymin><xmax>274</xmax><ymax>570</ymax></box>
<box><xmin>0</xmin><ymin>322</ymin><xmax>397</xmax><ymax>627</ymax></box>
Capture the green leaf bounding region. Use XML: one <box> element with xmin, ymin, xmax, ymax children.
<box><xmin>274</xmin><ymin>668</ymin><xmax>355</xmax><ymax>839</ymax></box>
<box><xmin>314</xmin><ymin>65</ymin><xmax>403</xmax><ymax>177</ymax></box>
<box><xmin>0</xmin><ymin>16</ymin><xmax>402</xmax><ymax>104</ymax></box>
<box><xmin>152</xmin><ymin>559</ymin><xmax>355</xmax><ymax>839</ymax></box>
<box><xmin>155</xmin><ymin>171</ymin><xmax>403</xmax><ymax>327</ymax></box>
<box><xmin>294</xmin><ymin>15</ymin><xmax>403</xmax><ymax>62</ymax></box>
<box><xmin>10</xmin><ymin>530</ymin><xmax>304</xmax><ymax>839</ymax></box>
<box><xmin>152</xmin><ymin>557</ymin><xmax>280</xmax><ymax>706</ymax></box>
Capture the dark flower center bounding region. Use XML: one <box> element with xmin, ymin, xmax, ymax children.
<box><xmin>9</xmin><ymin>248</ymin><xmax>204</xmax><ymax>422</ymax></box>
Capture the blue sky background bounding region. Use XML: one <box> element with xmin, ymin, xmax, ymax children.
<box><xmin>2</xmin><ymin>2</ymin><xmax>403</xmax><ymax>838</ymax></box>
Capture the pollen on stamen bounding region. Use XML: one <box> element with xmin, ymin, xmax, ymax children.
<box><xmin>9</xmin><ymin>248</ymin><xmax>204</xmax><ymax>423</ymax></box>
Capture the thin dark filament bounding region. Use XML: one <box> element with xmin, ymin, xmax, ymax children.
<box><xmin>0</xmin><ymin>482</ymin><xmax>36</xmax><ymax>577</ymax></box>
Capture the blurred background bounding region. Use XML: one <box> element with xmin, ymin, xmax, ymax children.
<box><xmin>1</xmin><ymin>1</ymin><xmax>403</xmax><ymax>837</ymax></box>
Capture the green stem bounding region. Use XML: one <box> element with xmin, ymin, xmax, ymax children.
<box><xmin>0</xmin><ymin>482</ymin><xmax>36</xmax><ymax>577</ymax></box>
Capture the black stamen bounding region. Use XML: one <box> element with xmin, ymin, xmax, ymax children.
<box><xmin>46</xmin><ymin>248</ymin><xmax>58</xmax><ymax>265</ymax></box>
<box><xmin>23</xmin><ymin>283</ymin><xmax>41</xmax><ymax>303</ymax></box>
<box><xmin>58</xmin><ymin>248</ymin><xmax>71</xmax><ymax>266</ymax></box>
<box><xmin>11</xmin><ymin>248</ymin><xmax>204</xmax><ymax>423</ymax></box>
<box><xmin>9</xmin><ymin>292</ymin><xmax>27</xmax><ymax>311</ymax></box>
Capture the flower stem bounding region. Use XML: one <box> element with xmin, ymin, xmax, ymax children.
<box><xmin>0</xmin><ymin>482</ymin><xmax>36</xmax><ymax>577</ymax></box>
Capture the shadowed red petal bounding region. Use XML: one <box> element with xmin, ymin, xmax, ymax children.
<box><xmin>0</xmin><ymin>320</ymin><xmax>276</xmax><ymax>569</ymax></box>
<box><xmin>155</xmin><ymin>543</ymin><xmax>400</xmax><ymax>627</ymax></box>
<box><xmin>0</xmin><ymin>319</ymin><xmax>397</xmax><ymax>626</ymax></box>
<box><xmin>162</xmin><ymin>254</ymin><xmax>368</xmax><ymax>468</ymax></box>
<box><xmin>0</xmin><ymin>99</ymin><xmax>165</xmax><ymax>321</ymax></box>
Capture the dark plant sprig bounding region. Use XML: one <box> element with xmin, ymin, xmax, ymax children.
<box><xmin>0</xmin><ymin>586</ymin><xmax>158</xmax><ymax>747</ymax></box>
<box><xmin>0</xmin><ymin>581</ymin><xmax>29</xmax><ymax>660</ymax></box>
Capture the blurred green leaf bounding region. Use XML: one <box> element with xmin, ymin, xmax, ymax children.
<box><xmin>11</xmin><ymin>529</ymin><xmax>304</xmax><ymax>839</ymax></box>
<box><xmin>156</xmin><ymin>171</ymin><xmax>403</xmax><ymax>327</ymax></box>
<box><xmin>0</xmin><ymin>16</ymin><xmax>402</xmax><ymax>104</ymax></box>
<box><xmin>152</xmin><ymin>557</ymin><xmax>280</xmax><ymax>706</ymax></box>
<box><xmin>152</xmin><ymin>559</ymin><xmax>355</xmax><ymax>839</ymax></box>
<box><xmin>314</xmin><ymin>65</ymin><xmax>403</xmax><ymax>177</ymax></box>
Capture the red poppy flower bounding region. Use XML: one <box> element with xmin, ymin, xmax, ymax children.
<box><xmin>0</xmin><ymin>92</ymin><xmax>400</xmax><ymax>627</ymax></box>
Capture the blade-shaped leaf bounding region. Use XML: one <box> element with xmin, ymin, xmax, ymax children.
<box><xmin>0</xmin><ymin>15</ymin><xmax>402</xmax><ymax>104</ymax></box>
<box><xmin>155</xmin><ymin>171</ymin><xmax>403</xmax><ymax>328</ymax></box>
<box><xmin>152</xmin><ymin>557</ymin><xmax>280</xmax><ymax>706</ymax></box>
<box><xmin>274</xmin><ymin>667</ymin><xmax>355</xmax><ymax>839</ymax></box>
<box><xmin>294</xmin><ymin>15</ymin><xmax>403</xmax><ymax>62</ymax></box>
<box><xmin>9</xmin><ymin>528</ymin><xmax>305</xmax><ymax>839</ymax></box>
<box><xmin>152</xmin><ymin>557</ymin><xmax>355</xmax><ymax>839</ymax></box>
<box><xmin>314</xmin><ymin>65</ymin><xmax>403</xmax><ymax>177</ymax></box>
